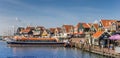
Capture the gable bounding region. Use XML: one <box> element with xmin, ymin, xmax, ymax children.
<box><xmin>101</xmin><ymin>20</ymin><xmax>116</xmax><ymax>28</ymax></box>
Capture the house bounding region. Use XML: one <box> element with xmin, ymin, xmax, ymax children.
<box><xmin>54</xmin><ymin>27</ymin><xmax>62</xmax><ymax>36</ymax></box>
<box><xmin>32</xmin><ymin>26</ymin><xmax>45</xmax><ymax>37</ymax></box>
<box><xmin>117</xmin><ymin>20</ymin><xmax>120</xmax><ymax>31</ymax></box>
<box><xmin>42</xmin><ymin>29</ymin><xmax>49</xmax><ymax>37</ymax></box>
<box><xmin>62</xmin><ymin>25</ymin><xmax>74</xmax><ymax>38</ymax></box>
<box><xmin>75</xmin><ymin>22</ymin><xmax>91</xmax><ymax>33</ymax></box>
<box><xmin>92</xmin><ymin>31</ymin><xmax>111</xmax><ymax>48</ymax></box>
<box><xmin>74</xmin><ymin>23</ymin><xmax>91</xmax><ymax>37</ymax></box>
<box><xmin>62</xmin><ymin>25</ymin><xmax>74</xmax><ymax>34</ymax></box>
<box><xmin>84</xmin><ymin>23</ymin><xmax>96</xmax><ymax>43</ymax></box>
<box><xmin>90</xmin><ymin>23</ymin><xmax>99</xmax><ymax>33</ymax></box>
<box><xmin>99</xmin><ymin>19</ymin><xmax>117</xmax><ymax>32</ymax></box>
<box><xmin>92</xmin><ymin>31</ymin><xmax>104</xmax><ymax>45</ymax></box>
<box><xmin>91</xmin><ymin>19</ymin><xmax>118</xmax><ymax>47</ymax></box>
<box><xmin>49</xmin><ymin>28</ymin><xmax>56</xmax><ymax>36</ymax></box>
<box><xmin>16</xmin><ymin>27</ymin><xmax>24</xmax><ymax>35</ymax></box>
<box><xmin>20</xmin><ymin>26</ymin><xmax>35</xmax><ymax>36</ymax></box>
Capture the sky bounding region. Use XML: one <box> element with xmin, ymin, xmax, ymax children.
<box><xmin>0</xmin><ymin>0</ymin><xmax>120</xmax><ymax>35</ymax></box>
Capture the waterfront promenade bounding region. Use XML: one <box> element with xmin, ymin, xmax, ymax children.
<box><xmin>70</xmin><ymin>38</ymin><xmax>120</xmax><ymax>58</ymax></box>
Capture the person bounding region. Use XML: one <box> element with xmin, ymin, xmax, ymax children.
<box><xmin>109</xmin><ymin>44</ymin><xmax>113</xmax><ymax>50</ymax></box>
<box><xmin>79</xmin><ymin>40</ymin><xmax>83</xmax><ymax>49</ymax></box>
<box><xmin>100</xmin><ymin>40</ymin><xmax>104</xmax><ymax>48</ymax></box>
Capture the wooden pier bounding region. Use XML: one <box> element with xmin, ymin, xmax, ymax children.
<box><xmin>70</xmin><ymin>38</ymin><xmax>120</xmax><ymax>58</ymax></box>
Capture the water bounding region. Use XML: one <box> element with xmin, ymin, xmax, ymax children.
<box><xmin>0</xmin><ymin>41</ymin><xmax>107</xmax><ymax>58</ymax></box>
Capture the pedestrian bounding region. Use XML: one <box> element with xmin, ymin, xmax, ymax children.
<box><xmin>109</xmin><ymin>44</ymin><xmax>113</xmax><ymax>50</ymax></box>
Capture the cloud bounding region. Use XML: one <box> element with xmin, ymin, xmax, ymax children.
<box><xmin>0</xmin><ymin>0</ymin><xmax>119</xmax><ymax>35</ymax></box>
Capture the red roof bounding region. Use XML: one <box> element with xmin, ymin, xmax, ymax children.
<box><xmin>26</xmin><ymin>26</ymin><xmax>35</xmax><ymax>30</ymax></box>
<box><xmin>93</xmin><ymin>23</ymin><xmax>99</xmax><ymax>31</ymax></box>
<box><xmin>92</xmin><ymin>31</ymin><xmax>104</xmax><ymax>39</ymax></box>
<box><xmin>63</xmin><ymin>25</ymin><xmax>74</xmax><ymax>33</ymax></box>
<box><xmin>83</xmin><ymin>23</ymin><xmax>90</xmax><ymax>28</ymax></box>
<box><xmin>20</xmin><ymin>26</ymin><xmax>34</xmax><ymax>33</ymax></box>
<box><xmin>49</xmin><ymin>28</ymin><xmax>56</xmax><ymax>33</ymax></box>
<box><xmin>76</xmin><ymin>23</ymin><xmax>90</xmax><ymax>28</ymax></box>
<box><xmin>101</xmin><ymin>19</ymin><xmax>116</xmax><ymax>28</ymax></box>
<box><xmin>55</xmin><ymin>27</ymin><xmax>62</xmax><ymax>32</ymax></box>
<box><xmin>21</xmin><ymin>29</ymin><xmax>30</xmax><ymax>33</ymax></box>
<box><xmin>88</xmin><ymin>23</ymin><xmax>92</xmax><ymax>27</ymax></box>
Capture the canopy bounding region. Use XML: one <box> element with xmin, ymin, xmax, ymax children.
<box><xmin>109</xmin><ymin>34</ymin><xmax>120</xmax><ymax>40</ymax></box>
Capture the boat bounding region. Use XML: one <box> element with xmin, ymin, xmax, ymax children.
<box><xmin>7</xmin><ymin>36</ymin><xmax>66</xmax><ymax>47</ymax></box>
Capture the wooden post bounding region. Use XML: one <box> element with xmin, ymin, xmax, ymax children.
<box><xmin>102</xmin><ymin>47</ymin><xmax>104</xmax><ymax>56</ymax></box>
<box><xmin>89</xmin><ymin>32</ymin><xmax>92</xmax><ymax>52</ymax></box>
<box><xmin>107</xmin><ymin>39</ymin><xmax>111</xmax><ymax>58</ymax></box>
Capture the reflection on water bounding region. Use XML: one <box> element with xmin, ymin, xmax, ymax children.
<box><xmin>0</xmin><ymin>41</ymin><xmax>107</xmax><ymax>58</ymax></box>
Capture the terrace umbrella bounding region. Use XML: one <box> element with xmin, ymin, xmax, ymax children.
<box><xmin>109</xmin><ymin>34</ymin><xmax>120</xmax><ymax>50</ymax></box>
<box><xmin>114</xmin><ymin>34</ymin><xmax>120</xmax><ymax>46</ymax></box>
<box><xmin>109</xmin><ymin>35</ymin><xmax>116</xmax><ymax>40</ymax></box>
<box><xmin>109</xmin><ymin>34</ymin><xmax>120</xmax><ymax>40</ymax></box>
<box><xmin>114</xmin><ymin>34</ymin><xmax>120</xmax><ymax>40</ymax></box>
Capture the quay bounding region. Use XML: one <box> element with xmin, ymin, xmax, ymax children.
<box><xmin>69</xmin><ymin>38</ymin><xmax>120</xmax><ymax>58</ymax></box>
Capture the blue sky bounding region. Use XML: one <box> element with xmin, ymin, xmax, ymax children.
<box><xmin>0</xmin><ymin>0</ymin><xmax>120</xmax><ymax>35</ymax></box>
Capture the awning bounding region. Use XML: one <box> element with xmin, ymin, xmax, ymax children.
<box><xmin>92</xmin><ymin>31</ymin><xmax>104</xmax><ymax>39</ymax></box>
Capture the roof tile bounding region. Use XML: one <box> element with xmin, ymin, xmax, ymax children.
<box><xmin>101</xmin><ymin>19</ymin><xmax>116</xmax><ymax>28</ymax></box>
<box><xmin>92</xmin><ymin>31</ymin><xmax>104</xmax><ymax>39</ymax></box>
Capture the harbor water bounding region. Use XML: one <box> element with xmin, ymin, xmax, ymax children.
<box><xmin>0</xmin><ymin>41</ymin><xmax>107</xmax><ymax>58</ymax></box>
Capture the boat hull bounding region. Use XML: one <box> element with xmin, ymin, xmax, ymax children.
<box><xmin>7</xmin><ymin>41</ymin><xmax>66</xmax><ymax>47</ymax></box>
